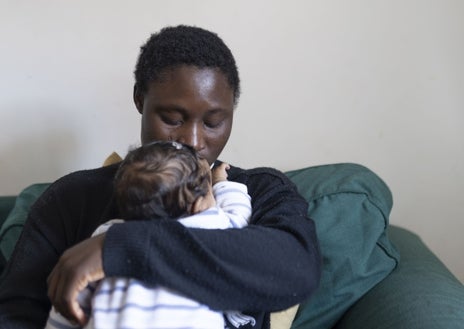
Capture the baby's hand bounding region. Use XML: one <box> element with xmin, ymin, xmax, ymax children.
<box><xmin>212</xmin><ymin>162</ymin><xmax>230</xmax><ymax>185</ymax></box>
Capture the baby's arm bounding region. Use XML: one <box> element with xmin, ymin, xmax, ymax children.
<box><xmin>212</xmin><ymin>163</ymin><xmax>252</xmax><ymax>229</ymax></box>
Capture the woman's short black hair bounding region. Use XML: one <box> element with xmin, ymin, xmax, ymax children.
<box><xmin>134</xmin><ymin>25</ymin><xmax>240</xmax><ymax>103</ymax></box>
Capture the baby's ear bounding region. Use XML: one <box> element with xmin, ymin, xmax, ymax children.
<box><xmin>190</xmin><ymin>197</ymin><xmax>205</xmax><ymax>214</ymax></box>
<box><xmin>191</xmin><ymin>190</ymin><xmax>215</xmax><ymax>214</ymax></box>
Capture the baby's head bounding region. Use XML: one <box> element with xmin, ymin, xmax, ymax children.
<box><xmin>114</xmin><ymin>141</ymin><xmax>212</xmax><ymax>220</ymax></box>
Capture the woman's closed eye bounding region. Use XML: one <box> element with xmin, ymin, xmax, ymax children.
<box><xmin>204</xmin><ymin>119</ymin><xmax>224</xmax><ymax>129</ymax></box>
<box><xmin>161</xmin><ymin>114</ymin><xmax>183</xmax><ymax>126</ymax></box>
<box><xmin>204</xmin><ymin>111</ymin><xmax>229</xmax><ymax>129</ymax></box>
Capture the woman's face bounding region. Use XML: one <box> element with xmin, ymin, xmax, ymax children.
<box><xmin>135</xmin><ymin>65</ymin><xmax>235</xmax><ymax>165</ymax></box>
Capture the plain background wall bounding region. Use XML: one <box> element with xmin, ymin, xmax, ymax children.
<box><xmin>1</xmin><ymin>1</ymin><xmax>463</xmax><ymax>282</ymax></box>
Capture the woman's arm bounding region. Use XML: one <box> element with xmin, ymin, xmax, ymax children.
<box><xmin>104</xmin><ymin>166</ymin><xmax>322</xmax><ymax>311</ymax></box>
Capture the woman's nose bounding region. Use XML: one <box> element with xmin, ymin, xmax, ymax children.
<box><xmin>178</xmin><ymin>123</ymin><xmax>205</xmax><ymax>151</ymax></box>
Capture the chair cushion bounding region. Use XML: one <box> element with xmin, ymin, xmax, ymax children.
<box><xmin>285</xmin><ymin>163</ymin><xmax>400</xmax><ymax>329</ymax></box>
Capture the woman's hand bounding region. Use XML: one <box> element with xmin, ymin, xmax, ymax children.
<box><xmin>47</xmin><ymin>233</ymin><xmax>106</xmax><ymax>325</ymax></box>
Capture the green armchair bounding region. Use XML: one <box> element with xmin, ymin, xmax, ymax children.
<box><xmin>1</xmin><ymin>163</ymin><xmax>463</xmax><ymax>328</ymax></box>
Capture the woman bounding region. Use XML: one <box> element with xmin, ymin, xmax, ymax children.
<box><xmin>0</xmin><ymin>25</ymin><xmax>321</xmax><ymax>329</ymax></box>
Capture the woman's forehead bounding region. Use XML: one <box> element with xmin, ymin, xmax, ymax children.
<box><xmin>149</xmin><ymin>66</ymin><xmax>232</xmax><ymax>96</ymax></box>
<box><xmin>144</xmin><ymin>66</ymin><xmax>235</xmax><ymax>111</ymax></box>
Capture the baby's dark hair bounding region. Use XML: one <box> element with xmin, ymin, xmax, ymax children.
<box><xmin>114</xmin><ymin>141</ymin><xmax>211</xmax><ymax>221</ymax></box>
<box><xmin>134</xmin><ymin>25</ymin><xmax>240</xmax><ymax>104</ymax></box>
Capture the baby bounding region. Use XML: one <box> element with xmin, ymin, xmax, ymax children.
<box><xmin>46</xmin><ymin>141</ymin><xmax>252</xmax><ymax>329</ymax></box>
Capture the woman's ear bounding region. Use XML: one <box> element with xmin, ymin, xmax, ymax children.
<box><xmin>133</xmin><ymin>84</ymin><xmax>144</xmax><ymax>114</ymax></box>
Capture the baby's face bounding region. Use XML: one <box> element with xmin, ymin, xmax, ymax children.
<box><xmin>198</xmin><ymin>158</ymin><xmax>213</xmax><ymax>181</ymax></box>
<box><xmin>190</xmin><ymin>158</ymin><xmax>216</xmax><ymax>213</ymax></box>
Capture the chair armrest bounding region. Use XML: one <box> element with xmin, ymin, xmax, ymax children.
<box><xmin>0</xmin><ymin>196</ymin><xmax>16</xmax><ymax>228</ymax></box>
<box><xmin>334</xmin><ymin>225</ymin><xmax>464</xmax><ymax>329</ymax></box>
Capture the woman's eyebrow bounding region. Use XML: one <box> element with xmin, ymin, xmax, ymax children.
<box><xmin>154</xmin><ymin>104</ymin><xmax>187</xmax><ymax>113</ymax></box>
<box><xmin>155</xmin><ymin>104</ymin><xmax>230</xmax><ymax>115</ymax></box>
<box><xmin>153</xmin><ymin>105</ymin><xmax>191</xmax><ymax>118</ymax></box>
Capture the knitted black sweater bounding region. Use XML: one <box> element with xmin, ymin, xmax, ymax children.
<box><xmin>0</xmin><ymin>162</ymin><xmax>321</xmax><ymax>329</ymax></box>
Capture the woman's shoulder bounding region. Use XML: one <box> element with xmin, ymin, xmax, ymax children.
<box><xmin>226</xmin><ymin>163</ymin><xmax>287</xmax><ymax>180</ymax></box>
<box><xmin>18</xmin><ymin>163</ymin><xmax>120</xmax><ymax>227</ymax></box>
<box><xmin>56</xmin><ymin>163</ymin><xmax>119</xmax><ymax>187</ymax></box>
<box><xmin>39</xmin><ymin>163</ymin><xmax>120</xmax><ymax>203</ymax></box>
<box><xmin>225</xmin><ymin>163</ymin><xmax>295</xmax><ymax>191</ymax></box>
<box><xmin>224</xmin><ymin>163</ymin><xmax>307</xmax><ymax>216</ymax></box>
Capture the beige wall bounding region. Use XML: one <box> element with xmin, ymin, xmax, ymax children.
<box><xmin>1</xmin><ymin>1</ymin><xmax>463</xmax><ymax>281</ymax></box>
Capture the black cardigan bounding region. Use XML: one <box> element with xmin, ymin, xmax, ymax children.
<box><xmin>0</xmin><ymin>162</ymin><xmax>321</xmax><ymax>329</ymax></box>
